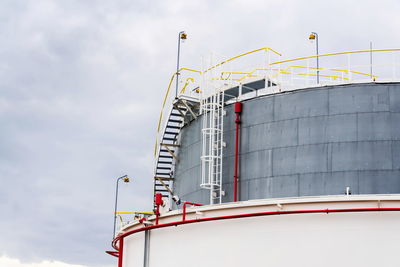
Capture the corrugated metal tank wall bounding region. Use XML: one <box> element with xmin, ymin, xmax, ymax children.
<box><xmin>173</xmin><ymin>83</ymin><xmax>400</xmax><ymax>205</ymax></box>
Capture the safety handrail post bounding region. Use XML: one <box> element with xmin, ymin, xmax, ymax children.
<box><xmin>182</xmin><ymin>202</ymin><xmax>203</xmax><ymax>221</ymax></box>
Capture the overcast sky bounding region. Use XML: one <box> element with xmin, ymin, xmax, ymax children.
<box><xmin>1</xmin><ymin>0</ymin><xmax>400</xmax><ymax>267</ymax></box>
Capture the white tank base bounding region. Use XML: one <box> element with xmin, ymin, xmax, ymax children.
<box><xmin>117</xmin><ymin>195</ymin><xmax>400</xmax><ymax>267</ymax></box>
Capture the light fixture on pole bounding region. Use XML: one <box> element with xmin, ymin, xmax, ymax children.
<box><xmin>309</xmin><ymin>32</ymin><xmax>319</xmax><ymax>84</ymax></box>
<box><xmin>113</xmin><ymin>174</ymin><xmax>130</xmax><ymax>239</ymax></box>
<box><xmin>175</xmin><ymin>31</ymin><xmax>187</xmax><ymax>98</ymax></box>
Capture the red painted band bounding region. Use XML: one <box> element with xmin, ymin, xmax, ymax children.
<box><xmin>111</xmin><ymin>207</ymin><xmax>400</xmax><ymax>251</ymax></box>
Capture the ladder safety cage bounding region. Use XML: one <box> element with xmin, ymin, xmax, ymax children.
<box><xmin>200</xmin><ymin>90</ymin><xmax>225</xmax><ymax>204</ymax></box>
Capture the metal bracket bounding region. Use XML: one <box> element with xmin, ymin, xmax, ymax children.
<box><xmin>155</xmin><ymin>177</ymin><xmax>174</xmax><ymax>195</ymax></box>
<box><xmin>181</xmin><ymin>99</ymin><xmax>198</xmax><ymax>119</ymax></box>
<box><xmin>162</xmin><ymin>144</ymin><xmax>179</xmax><ymax>162</ymax></box>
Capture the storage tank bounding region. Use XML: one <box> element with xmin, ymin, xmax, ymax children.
<box><xmin>174</xmin><ymin>82</ymin><xmax>400</xmax><ymax>204</ymax></box>
<box><xmin>108</xmin><ymin>47</ymin><xmax>400</xmax><ymax>267</ymax></box>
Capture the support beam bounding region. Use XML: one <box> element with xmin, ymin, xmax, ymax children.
<box><xmin>162</xmin><ymin>144</ymin><xmax>179</xmax><ymax>162</ymax></box>
<box><xmin>155</xmin><ymin>177</ymin><xmax>174</xmax><ymax>195</ymax></box>
<box><xmin>143</xmin><ymin>230</ymin><xmax>150</xmax><ymax>267</ymax></box>
<box><xmin>181</xmin><ymin>100</ymin><xmax>197</xmax><ymax>119</ymax></box>
<box><xmin>160</xmin><ymin>143</ymin><xmax>180</xmax><ymax>147</ymax></box>
<box><xmin>173</xmin><ymin>104</ymin><xmax>186</xmax><ymax>117</ymax></box>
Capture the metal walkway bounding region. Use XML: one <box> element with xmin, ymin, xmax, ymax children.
<box><xmin>153</xmin><ymin>96</ymin><xmax>199</xmax><ymax>207</ymax></box>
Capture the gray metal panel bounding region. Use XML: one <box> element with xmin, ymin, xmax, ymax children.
<box><xmin>391</xmin><ymin>113</ymin><xmax>400</xmax><ymax>140</ymax></box>
<box><xmin>240</xmin><ymin>95</ymin><xmax>274</xmax><ymax>126</ymax></box>
<box><xmin>240</xmin><ymin>150</ymin><xmax>272</xmax><ymax>179</ymax></box>
<box><xmin>274</xmin><ymin>88</ymin><xmax>328</xmax><ymax>121</ymax></box>
<box><xmin>359</xmin><ymin>170</ymin><xmax>400</xmax><ymax>194</ymax></box>
<box><xmin>172</xmin><ymin>82</ymin><xmax>400</xmax><ymax>207</ymax></box>
<box><xmin>331</xmin><ymin>141</ymin><xmax>392</xmax><ymax>171</ymax></box>
<box><xmin>329</xmin><ymin>84</ymin><xmax>389</xmax><ymax>115</ymax></box>
<box><xmin>298</xmin><ymin>114</ymin><xmax>357</xmax><ymax>145</ymax></box>
<box><xmin>269</xmin><ymin>175</ymin><xmax>299</xmax><ymax>198</ymax></box>
<box><xmin>391</xmin><ymin>141</ymin><xmax>400</xmax><ymax>169</ymax></box>
<box><xmin>389</xmin><ymin>84</ymin><xmax>400</xmax><ymax>112</ymax></box>
<box><xmin>357</xmin><ymin>112</ymin><xmax>392</xmax><ymax>141</ymax></box>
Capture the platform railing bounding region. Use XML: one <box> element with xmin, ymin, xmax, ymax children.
<box><xmin>155</xmin><ymin>47</ymin><xmax>282</xmax><ymax>158</ymax></box>
<box><xmin>268</xmin><ymin>49</ymin><xmax>400</xmax><ymax>90</ymax></box>
<box><xmin>155</xmin><ymin>48</ymin><xmax>400</xmax><ymax>161</ymax></box>
<box><xmin>114</xmin><ymin>211</ymin><xmax>154</xmax><ymax>233</ymax></box>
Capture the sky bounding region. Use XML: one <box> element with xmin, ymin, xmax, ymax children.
<box><xmin>1</xmin><ymin>0</ymin><xmax>399</xmax><ymax>267</ymax></box>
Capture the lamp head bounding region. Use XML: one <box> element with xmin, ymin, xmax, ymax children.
<box><xmin>123</xmin><ymin>176</ymin><xmax>130</xmax><ymax>183</ymax></box>
<box><xmin>180</xmin><ymin>32</ymin><xmax>187</xmax><ymax>40</ymax></box>
<box><xmin>309</xmin><ymin>32</ymin><xmax>317</xmax><ymax>43</ymax></box>
<box><xmin>180</xmin><ymin>31</ymin><xmax>187</xmax><ymax>43</ymax></box>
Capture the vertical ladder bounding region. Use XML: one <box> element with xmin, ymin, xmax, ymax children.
<box><xmin>200</xmin><ymin>90</ymin><xmax>225</xmax><ymax>204</ymax></box>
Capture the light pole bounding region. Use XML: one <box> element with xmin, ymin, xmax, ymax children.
<box><xmin>175</xmin><ymin>31</ymin><xmax>187</xmax><ymax>98</ymax></box>
<box><xmin>113</xmin><ymin>175</ymin><xmax>130</xmax><ymax>239</ymax></box>
<box><xmin>309</xmin><ymin>32</ymin><xmax>319</xmax><ymax>84</ymax></box>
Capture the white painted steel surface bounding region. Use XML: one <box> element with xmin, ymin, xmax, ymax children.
<box><xmin>123</xmin><ymin>232</ymin><xmax>145</xmax><ymax>267</ymax></box>
<box><xmin>120</xmin><ymin>195</ymin><xmax>400</xmax><ymax>267</ymax></box>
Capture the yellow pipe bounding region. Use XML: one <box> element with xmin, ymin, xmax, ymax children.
<box><xmin>155</xmin><ymin>47</ymin><xmax>396</xmax><ymax>157</ymax></box>
<box><xmin>180</xmin><ymin>67</ymin><xmax>202</xmax><ymax>74</ymax></box>
<box><xmin>282</xmin><ymin>65</ymin><xmax>374</xmax><ymax>77</ymax></box>
<box><xmin>330</xmin><ymin>68</ymin><xmax>378</xmax><ymax>77</ymax></box>
<box><xmin>157</xmin><ymin>73</ymin><xmax>176</xmax><ymax>133</ymax></box>
<box><xmin>204</xmin><ymin>47</ymin><xmax>281</xmax><ymax>73</ymax></box>
<box><xmin>296</xmin><ymin>72</ymin><xmax>350</xmax><ymax>80</ymax></box>
<box><xmin>229</xmin><ymin>64</ymin><xmax>377</xmax><ymax>83</ymax></box>
<box><xmin>116</xmin><ymin>212</ymin><xmax>154</xmax><ymax>215</ymax></box>
<box><xmin>221</xmin><ymin>71</ymin><xmax>252</xmax><ymax>75</ymax></box>
<box><xmin>156</xmin><ymin>46</ymin><xmax>280</xmax><ymax>139</ymax></box>
<box><xmin>180</xmin><ymin>77</ymin><xmax>195</xmax><ymax>94</ymax></box>
<box><xmin>270</xmin><ymin>48</ymin><xmax>400</xmax><ymax>65</ymax></box>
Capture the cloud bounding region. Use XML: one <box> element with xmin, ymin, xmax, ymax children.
<box><xmin>0</xmin><ymin>0</ymin><xmax>399</xmax><ymax>266</ymax></box>
<box><xmin>0</xmin><ymin>255</ymin><xmax>112</xmax><ymax>267</ymax></box>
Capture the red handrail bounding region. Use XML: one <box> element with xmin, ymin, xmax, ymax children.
<box><xmin>111</xmin><ymin>207</ymin><xmax>400</xmax><ymax>251</ymax></box>
<box><xmin>182</xmin><ymin>202</ymin><xmax>204</xmax><ymax>221</ymax></box>
<box><xmin>105</xmin><ymin>251</ymin><xmax>119</xmax><ymax>258</ymax></box>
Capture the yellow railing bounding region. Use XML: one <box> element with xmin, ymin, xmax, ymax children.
<box><xmin>203</xmin><ymin>47</ymin><xmax>282</xmax><ymax>73</ymax></box>
<box><xmin>270</xmin><ymin>48</ymin><xmax>400</xmax><ymax>65</ymax></box>
<box><xmin>155</xmin><ymin>47</ymin><xmax>282</xmax><ymax>156</ymax></box>
<box><xmin>154</xmin><ymin>47</ymin><xmax>400</xmax><ymax>157</ymax></box>
<box><xmin>115</xmin><ymin>211</ymin><xmax>155</xmax><ymax>230</ymax></box>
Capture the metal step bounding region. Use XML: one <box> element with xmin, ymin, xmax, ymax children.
<box><xmin>168</xmin><ymin>119</ymin><xmax>183</xmax><ymax>123</ymax></box>
<box><xmin>157</xmin><ymin>161</ymin><xmax>173</xmax><ymax>164</ymax></box>
<box><xmin>173</xmin><ymin>106</ymin><xmax>187</xmax><ymax>111</ymax></box>
<box><xmin>162</xmin><ymin>137</ymin><xmax>176</xmax><ymax>141</ymax></box>
<box><xmin>155</xmin><ymin>184</ymin><xmax>169</xmax><ymax>187</ymax></box>
<box><xmin>159</xmin><ymin>155</ymin><xmax>173</xmax><ymax>158</ymax></box>
<box><xmin>160</xmin><ymin>149</ymin><xmax>174</xmax><ymax>153</ymax></box>
<box><xmin>156</xmin><ymin>172</ymin><xmax>171</xmax><ymax>176</ymax></box>
<box><xmin>154</xmin><ymin>189</ymin><xmax>169</xmax><ymax>193</ymax></box>
<box><xmin>165</xmin><ymin>125</ymin><xmax>181</xmax><ymax>129</ymax></box>
<box><xmin>165</xmin><ymin>131</ymin><xmax>179</xmax><ymax>135</ymax></box>
<box><xmin>154</xmin><ymin>176</ymin><xmax>174</xmax><ymax>181</ymax></box>
<box><xmin>156</xmin><ymin>167</ymin><xmax>171</xmax><ymax>170</ymax></box>
<box><xmin>170</xmin><ymin>112</ymin><xmax>183</xmax><ymax>117</ymax></box>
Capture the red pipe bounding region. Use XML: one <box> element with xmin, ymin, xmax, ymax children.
<box><xmin>182</xmin><ymin>202</ymin><xmax>203</xmax><ymax>221</ymax></box>
<box><xmin>105</xmin><ymin>251</ymin><xmax>119</xmax><ymax>258</ymax></box>
<box><xmin>111</xmin><ymin>207</ymin><xmax>400</xmax><ymax>251</ymax></box>
<box><xmin>234</xmin><ymin>102</ymin><xmax>242</xmax><ymax>202</ymax></box>
<box><xmin>155</xmin><ymin>205</ymin><xmax>160</xmax><ymax>225</ymax></box>
<box><xmin>117</xmin><ymin>237</ymin><xmax>124</xmax><ymax>267</ymax></box>
<box><xmin>154</xmin><ymin>193</ymin><xmax>163</xmax><ymax>225</ymax></box>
